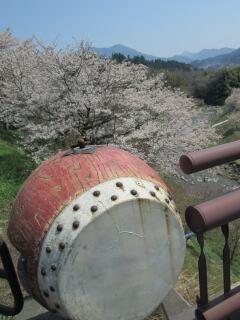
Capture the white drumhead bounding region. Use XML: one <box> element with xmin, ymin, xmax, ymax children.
<box><xmin>38</xmin><ymin>178</ymin><xmax>185</xmax><ymax>320</ymax></box>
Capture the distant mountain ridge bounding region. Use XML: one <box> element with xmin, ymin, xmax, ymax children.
<box><xmin>91</xmin><ymin>44</ymin><xmax>160</xmax><ymax>61</ymax></box>
<box><xmin>182</xmin><ymin>48</ymin><xmax>234</xmax><ymax>60</ymax></box>
<box><xmin>170</xmin><ymin>48</ymin><xmax>235</xmax><ymax>63</ymax></box>
<box><xmin>91</xmin><ymin>44</ymin><xmax>238</xmax><ymax>67</ymax></box>
<box><xmin>192</xmin><ymin>48</ymin><xmax>240</xmax><ymax>68</ymax></box>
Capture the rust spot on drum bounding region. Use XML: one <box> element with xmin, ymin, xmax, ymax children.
<box><xmin>165</xmin><ymin>212</ymin><xmax>170</xmax><ymax>236</ymax></box>
<box><xmin>165</xmin><ymin>211</ymin><xmax>175</xmax><ymax>280</ymax></box>
<box><xmin>37</xmin><ymin>169</ymin><xmax>52</xmax><ymax>180</ymax></box>
<box><xmin>138</xmin><ymin>198</ymin><xmax>146</xmax><ymax>230</ymax></box>
<box><xmin>137</xmin><ymin>198</ymin><xmax>150</xmax><ymax>255</ymax></box>
<box><xmin>54</xmin><ymin>185</ymin><xmax>62</xmax><ymax>192</ymax></box>
<box><xmin>135</xmin><ymin>180</ymin><xmax>147</xmax><ymax>189</ymax></box>
<box><xmin>84</xmin><ymin>172</ymin><xmax>92</xmax><ymax>180</ymax></box>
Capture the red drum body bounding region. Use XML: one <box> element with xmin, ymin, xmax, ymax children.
<box><xmin>8</xmin><ymin>145</ymin><xmax>185</xmax><ymax>320</ymax></box>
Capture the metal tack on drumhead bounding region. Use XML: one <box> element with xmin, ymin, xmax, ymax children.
<box><xmin>72</xmin><ymin>221</ymin><xmax>80</xmax><ymax>229</ymax></box>
<box><xmin>57</xmin><ymin>224</ymin><xmax>63</xmax><ymax>232</ymax></box>
<box><xmin>41</xmin><ymin>267</ymin><xmax>46</xmax><ymax>276</ymax></box>
<box><xmin>91</xmin><ymin>205</ymin><xmax>98</xmax><ymax>213</ymax></box>
<box><xmin>59</xmin><ymin>242</ymin><xmax>65</xmax><ymax>250</ymax></box>
<box><xmin>116</xmin><ymin>181</ymin><xmax>123</xmax><ymax>188</ymax></box>
<box><xmin>73</xmin><ymin>204</ymin><xmax>80</xmax><ymax>211</ymax></box>
<box><xmin>131</xmin><ymin>189</ymin><xmax>138</xmax><ymax>196</ymax></box>
<box><xmin>46</xmin><ymin>246</ymin><xmax>51</xmax><ymax>254</ymax></box>
<box><xmin>93</xmin><ymin>190</ymin><xmax>100</xmax><ymax>197</ymax></box>
<box><xmin>150</xmin><ymin>191</ymin><xmax>156</xmax><ymax>197</ymax></box>
<box><xmin>51</xmin><ymin>264</ymin><xmax>57</xmax><ymax>271</ymax></box>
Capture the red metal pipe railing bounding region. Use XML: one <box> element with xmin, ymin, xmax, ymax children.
<box><xmin>180</xmin><ymin>140</ymin><xmax>240</xmax><ymax>174</ymax></box>
<box><xmin>180</xmin><ymin>139</ymin><xmax>240</xmax><ymax>320</ymax></box>
<box><xmin>185</xmin><ymin>188</ymin><xmax>240</xmax><ymax>233</ymax></box>
<box><xmin>202</xmin><ymin>291</ymin><xmax>240</xmax><ymax>320</ymax></box>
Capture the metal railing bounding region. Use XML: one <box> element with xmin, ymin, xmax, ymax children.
<box><xmin>180</xmin><ymin>139</ymin><xmax>240</xmax><ymax>320</ymax></box>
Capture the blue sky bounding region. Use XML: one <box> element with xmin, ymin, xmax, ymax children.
<box><xmin>1</xmin><ymin>0</ymin><xmax>239</xmax><ymax>57</ymax></box>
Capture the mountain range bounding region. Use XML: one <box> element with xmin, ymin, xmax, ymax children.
<box><xmin>91</xmin><ymin>44</ymin><xmax>159</xmax><ymax>61</ymax></box>
<box><xmin>183</xmin><ymin>48</ymin><xmax>234</xmax><ymax>60</ymax></box>
<box><xmin>192</xmin><ymin>48</ymin><xmax>240</xmax><ymax>68</ymax></box>
<box><xmin>91</xmin><ymin>44</ymin><xmax>239</xmax><ymax>68</ymax></box>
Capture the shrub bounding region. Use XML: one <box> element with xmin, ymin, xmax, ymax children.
<box><xmin>193</xmin><ymin>67</ymin><xmax>240</xmax><ymax>105</ymax></box>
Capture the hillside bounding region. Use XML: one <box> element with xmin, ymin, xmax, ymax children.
<box><xmin>91</xmin><ymin>44</ymin><xmax>160</xmax><ymax>60</ymax></box>
<box><xmin>193</xmin><ymin>48</ymin><xmax>240</xmax><ymax>68</ymax></box>
<box><xmin>171</xmin><ymin>47</ymin><xmax>235</xmax><ymax>64</ymax></box>
<box><xmin>91</xmin><ymin>44</ymin><xmax>236</xmax><ymax>64</ymax></box>
<box><xmin>214</xmin><ymin>89</ymin><xmax>240</xmax><ymax>143</ymax></box>
<box><xmin>183</xmin><ymin>47</ymin><xmax>234</xmax><ymax>60</ymax></box>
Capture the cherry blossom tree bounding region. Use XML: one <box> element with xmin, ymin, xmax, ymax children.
<box><xmin>0</xmin><ymin>30</ymin><xmax>217</xmax><ymax>173</ymax></box>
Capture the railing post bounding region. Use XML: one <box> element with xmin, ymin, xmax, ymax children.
<box><xmin>221</xmin><ymin>224</ymin><xmax>231</xmax><ymax>295</ymax></box>
<box><xmin>196</xmin><ymin>232</ymin><xmax>208</xmax><ymax>307</ymax></box>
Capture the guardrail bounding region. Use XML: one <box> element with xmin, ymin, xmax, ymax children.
<box><xmin>180</xmin><ymin>139</ymin><xmax>240</xmax><ymax>320</ymax></box>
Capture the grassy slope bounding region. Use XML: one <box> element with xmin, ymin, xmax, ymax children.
<box><xmin>211</xmin><ymin>96</ymin><xmax>240</xmax><ymax>183</ymax></box>
<box><xmin>164</xmin><ymin>174</ymin><xmax>240</xmax><ymax>303</ymax></box>
<box><xmin>0</xmin><ymin>131</ymin><xmax>35</xmax><ymax>314</ymax></box>
<box><xmin>0</xmin><ymin>131</ymin><xmax>35</xmax><ymax>229</ymax></box>
<box><xmin>211</xmin><ymin>105</ymin><xmax>240</xmax><ymax>143</ymax></box>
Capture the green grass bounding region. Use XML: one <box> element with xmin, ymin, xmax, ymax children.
<box><xmin>0</xmin><ymin>130</ymin><xmax>35</xmax><ymax>317</ymax></box>
<box><xmin>210</xmin><ymin>103</ymin><xmax>240</xmax><ymax>182</ymax></box>
<box><xmin>211</xmin><ymin>104</ymin><xmax>240</xmax><ymax>143</ymax></box>
<box><xmin>185</xmin><ymin>229</ymin><xmax>240</xmax><ymax>297</ymax></box>
<box><xmin>163</xmin><ymin>174</ymin><xmax>200</xmax><ymax>229</ymax></box>
<box><xmin>0</xmin><ymin>130</ymin><xmax>35</xmax><ymax>229</ymax></box>
<box><xmin>164</xmin><ymin>173</ymin><xmax>240</xmax><ymax>301</ymax></box>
